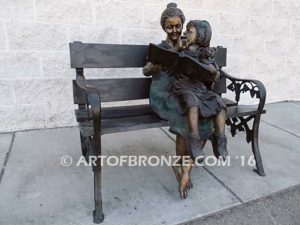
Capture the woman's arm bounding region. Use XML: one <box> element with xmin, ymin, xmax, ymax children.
<box><xmin>143</xmin><ymin>62</ymin><xmax>161</xmax><ymax>77</ymax></box>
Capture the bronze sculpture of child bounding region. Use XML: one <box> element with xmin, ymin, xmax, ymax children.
<box><xmin>173</xmin><ymin>20</ymin><xmax>228</xmax><ymax>161</ymax></box>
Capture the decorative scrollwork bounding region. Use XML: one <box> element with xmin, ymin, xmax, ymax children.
<box><xmin>226</xmin><ymin>115</ymin><xmax>255</xmax><ymax>143</ymax></box>
<box><xmin>227</xmin><ymin>80</ymin><xmax>261</xmax><ymax>103</ymax></box>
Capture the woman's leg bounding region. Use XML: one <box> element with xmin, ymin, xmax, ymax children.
<box><xmin>187</xmin><ymin>106</ymin><xmax>199</xmax><ymax>135</ymax></box>
<box><xmin>173</xmin><ymin>135</ymin><xmax>193</xmax><ymax>189</ymax></box>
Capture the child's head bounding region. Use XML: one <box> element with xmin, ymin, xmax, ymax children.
<box><xmin>185</xmin><ymin>20</ymin><xmax>212</xmax><ymax>47</ymax></box>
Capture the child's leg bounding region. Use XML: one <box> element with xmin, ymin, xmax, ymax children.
<box><xmin>212</xmin><ymin>109</ymin><xmax>228</xmax><ymax>159</ymax></box>
<box><xmin>215</xmin><ymin>109</ymin><xmax>226</xmax><ymax>136</ymax></box>
<box><xmin>186</xmin><ymin>106</ymin><xmax>205</xmax><ymax>161</ymax></box>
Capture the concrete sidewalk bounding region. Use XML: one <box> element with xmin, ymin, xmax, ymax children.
<box><xmin>0</xmin><ymin>102</ymin><xmax>299</xmax><ymax>225</ymax></box>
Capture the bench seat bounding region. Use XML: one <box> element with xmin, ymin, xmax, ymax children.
<box><xmin>77</xmin><ymin>104</ymin><xmax>265</xmax><ymax>137</ymax></box>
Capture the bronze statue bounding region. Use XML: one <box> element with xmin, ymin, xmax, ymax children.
<box><xmin>173</xmin><ymin>20</ymin><xmax>228</xmax><ymax>161</ymax></box>
<box><xmin>143</xmin><ymin>3</ymin><xmax>228</xmax><ymax>199</ymax></box>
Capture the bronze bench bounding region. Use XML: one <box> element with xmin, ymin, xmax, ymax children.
<box><xmin>69</xmin><ymin>41</ymin><xmax>266</xmax><ymax>223</ymax></box>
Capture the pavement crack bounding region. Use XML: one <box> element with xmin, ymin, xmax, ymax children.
<box><xmin>159</xmin><ymin>128</ymin><xmax>176</xmax><ymax>142</ymax></box>
<box><xmin>261</xmin><ymin>120</ymin><xmax>300</xmax><ymax>139</ymax></box>
<box><xmin>0</xmin><ymin>132</ymin><xmax>16</xmax><ymax>185</ymax></box>
<box><xmin>203</xmin><ymin>166</ymin><xmax>244</xmax><ymax>203</ymax></box>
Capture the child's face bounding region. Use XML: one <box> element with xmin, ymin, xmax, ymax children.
<box><xmin>184</xmin><ymin>26</ymin><xmax>197</xmax><ymax>46</ymax></box>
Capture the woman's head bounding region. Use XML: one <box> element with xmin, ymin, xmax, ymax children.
<box><xmin>185</xmin><ymin>20</ymin><xmax>212</xmax><ymax>47</ymax></box>
<box><xmin>160</xmin><ymin>3</ymin><xmax>185</xmax><ymax>42</ymax></box>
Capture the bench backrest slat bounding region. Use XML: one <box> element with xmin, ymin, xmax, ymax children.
<box><xmin>70</xmin><ymin>42</ymin><xmax>227</xmax><ymax>103</ymax></box>
<box><xmin>70</xmin><ymin>42</ymin><xmax>149</xmax><ymax>68</ymax></box>
<box><xmin>69</xmin><ymin>42</ymin><xmax>227</xmax><ymax>68</ymax></box>
<box><xmin>73</xmin><ymin>78</ymin><xmax>152</xmax><ymax>103</ymax></box>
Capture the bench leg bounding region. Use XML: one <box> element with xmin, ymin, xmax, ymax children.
<box><xmin>93</xmin><ymin>135</ymin><xmax>104</xmax><ymax>224</ymax></box>
<box><xmin>80</xmin><ymin>133</ymin><xmax>88</xmax><ymax>158</ymax></box>
<box><xmin>251</xmin><ymin>115</ymin><xmax>266</xmax><ymax>176</ymax></box>
<box><xmin>93</xmin><ymin>169</ymin><xmax>104</xmax><ymax>223</ymax></box>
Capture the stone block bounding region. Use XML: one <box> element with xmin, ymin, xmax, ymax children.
<box><xmin>219</xmin><ymin>13</ymin><xmax>249</xmax><ymax>35</ymax></box>
<box><xmin>0</xmin><ymin>52</ymin><xmax>41</xmax><ymax>78</ymax></box>
<box><xmin>210</xmin><ymin>35</ymin><xmax>232</xmax><ymax>50</ymax></box>
<box><xmin>36</xmin><ymin>0</ymin><xmax>93</xmax><ymax>24</ymax></box>
<box><xmin>0</xmin><ymin>24</ymin><xmax>7</xmax><ymax>50</ymax></box>
<box><xmin>0</xmin><ymin>0</ymin><xmax>34</xmax><ymax>20</ymax></box>
<box><xmin>13</xmin><ymin>79</ymin><xmax>73</xmax><ymax>104</ymax></box>
<box><xmin>265</xmin><ymin>38</ymin><xmax>300</xmax><ymax>57</ymax></box>
<box><xmin>230</xmin><ymin>34</ymin><xmax>263</xmax><ymax>55</ymax></box>
<box><xmin>289</xmin><ymin>75</ymin><xmax>300</xmax><ymax>100</ymax></box>
<box><xmin>7</xmin><ymin>22</ymin><xmax>68</xmax><ymax>51</ymax></box>
<box><xmin>288</xmin><ymin>1</ymin><xmax>300</xmax><ymax>20</ymax></box>
<box><xmin>202</xmin><ymin>0</ymin><xmax>237</xmax><ymax>12</ymax></box>
<box><xmin>96</xmin><ymin>68</ymin><xmax>143</xmax><ymax>79</ymax></box>
<box><xmin>250</xmin><ymin>17</ymin><xmax>289</xmax><ymax>38</ymax></box>
<box><xmin>291</xmin><ymin>21</ymin><xmax>300</xmax><ymax>38</ymax></box>
<box><xmin>143</xmin><ymin>4</ymin><xmax>165</xmax><ymax>29</ymax></box>
<box><xmin>68</xmin><ymin>26</ymin><xmax>120</xmax><ymax>44</ymax></box>
<box><xmin>226</xmin><ymin>55</ymin><xmax>254</xmax><ymax>78</ymax></box>
<box><xmin>254</xmin><ymin>56</ymin><xmax>286</xmax><ymax>78</ymax></box>
<box><xmin>0</xmin><ymin>80</ymin><xmax>13</xmax><ymax>105</ymax></box>
<box><xmin>286</xmin><ymin>57</ymin><xmax>300</xmax><ymax>77</ymax></box>
<box><xmin>95</xmin><ymin>0</ymin><xmax>142</xmax><ymax>28</ymax></box>
<box><xmin>0</xmin><ymin>104</ymin><xmax>47</xmax><ymax>132</ymax></box>
<box><xmin>47</xmin><ymin>101</ymin><xmax>77</xmax><ymax>128</ymax></box>
<box><xmin>41</xmin><ymin>52</ymin><xmax>73</xmax><ymax>78</ymax></box>
<box><xmin>270</xmin><ymin>78</ymin><xmax>293</xmax><ymax>101</ymax></box>
<box><xmin>272</xmin><ymin>0</ymin><xmax>291</xmax><ymax>20</ymax></box>
<box><xmin>173</xmin><ymin>0</ymin><xmax>203</xmax><ymax>9</ymax></box>
<box><xmin>121</xmin><ymin>28</ymin><xmax>163</xmax><ymax>45</ymax></box>
<box><xmin>238</xmin><ymin>0</ymin><xmax>272</xmax><ymax>16</ymax></box>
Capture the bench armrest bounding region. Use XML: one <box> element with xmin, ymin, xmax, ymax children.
<box><xmin>76</xmin><ymin>69</ymin><xmax>102</xmax><ymax>136</ymax></box>
<box><xmin>221</xmin><ymin>70</ymin><xmax>266</xmax><ymax>114</ymax></box>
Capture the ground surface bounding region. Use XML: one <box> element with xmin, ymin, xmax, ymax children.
<box><xmin>0</xmin><ymin>101</ymin><xmax>299</xmax><ymax>225</ymax></box>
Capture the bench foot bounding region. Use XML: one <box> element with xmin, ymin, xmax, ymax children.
<box><xmin>251</xmin><ymin>115</ymin><xmax>266</xmax><ymax>176</ymax></box>
<box><xmin>93</xmin><ymin>209</ymin><xmax>104</xmax><ymax>224</ymax></box>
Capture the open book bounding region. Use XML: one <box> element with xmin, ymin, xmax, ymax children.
<box><xmin>147</xmin><ymin>43</ymin><xmax>218</xmax><ymax>82</ymax></box>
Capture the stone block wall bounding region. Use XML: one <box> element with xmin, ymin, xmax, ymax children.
<box><xmin>0</xmin><ymin>0</ymin><xmax>299</xmax><ymax>132</ymax></box>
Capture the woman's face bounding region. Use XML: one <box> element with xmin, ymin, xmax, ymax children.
<box><xmin>164</xmin><ymin>16</ymin><xmax>183</xmax><ymax>42</ymax></box>
<box><xmin>184</xmin><ymin>26</ymin><xmax>197</xmax><ymax>46</ymax></box>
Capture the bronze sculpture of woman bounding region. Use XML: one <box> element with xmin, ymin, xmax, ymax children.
<box><xmin>143</xmin><ymin>3</ymin><xmax>206</xmax><ymax>198</ymax></box>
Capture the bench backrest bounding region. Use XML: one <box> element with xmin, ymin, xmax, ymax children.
<box><xmin>70</xmin><ymin>42</ymin><xmax>227</xmax><ymax>103</ymax></box>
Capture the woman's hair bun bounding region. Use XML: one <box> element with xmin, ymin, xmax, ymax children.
<box><xmin>167</xmin><ymin>2</ymin><xmax>177</xmax><ymax>8</ymax></box>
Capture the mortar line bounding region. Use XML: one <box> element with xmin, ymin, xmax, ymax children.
<box><xmin>159</xmin><ymin>127</ymin><xmax>244</xmax><ymax>203</ymax></box>
<box><xmin>0</xmin><ymin>132</ymin><xmax>16</xmax><ymax>185</ymax></box>
<box><xmin>261</xmin><ymin>120</ymin><xmax>300</xmax><ymax>139</ymax></box>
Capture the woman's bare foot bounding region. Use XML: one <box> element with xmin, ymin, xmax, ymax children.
<box><xmin>179</xmin><ymin>168</ymin><xmax>190</xmax><ymax>199</ymax></box>
<box><xmin>172</xmin><ymin>165</ymin><xmax>193</xmax><ymax>190</ymax></box>
<box><xmin>178</xmin><ymin>160</ymin><xmax>193</xmax><ymax>199</ymax></box>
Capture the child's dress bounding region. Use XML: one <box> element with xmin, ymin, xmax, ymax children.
<box><xmin>173</xmin><ymin>49</ymin><xmax>226</xmax><ymax>118</ymax></box>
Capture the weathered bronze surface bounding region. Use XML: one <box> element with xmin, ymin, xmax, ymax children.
<box><xmin>69</xmin><ymin>2</ymin><xmax>266</xmax><ymax>223</ymax></box>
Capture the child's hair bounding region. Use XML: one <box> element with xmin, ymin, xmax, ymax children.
<box><xmin>186</xmin><ymin>20</ymin><xmax>216</xmax><ymax>58</ymax></box>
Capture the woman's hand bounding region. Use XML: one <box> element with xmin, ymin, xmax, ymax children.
<box><xmin>143</xmin><ymin>62</ymin><xmax>161</xmax><ymax>77</ymax></box>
